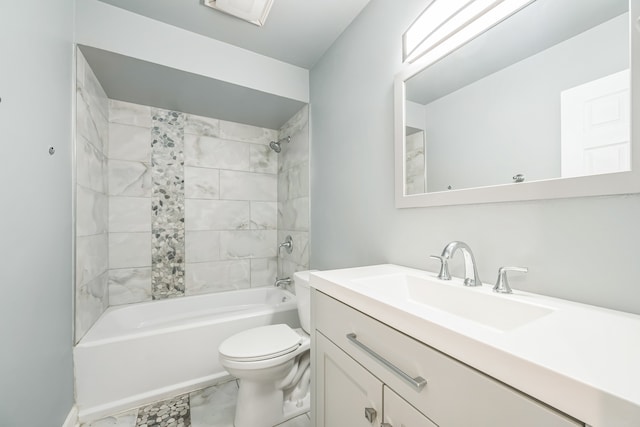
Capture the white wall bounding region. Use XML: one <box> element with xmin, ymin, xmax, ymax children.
<box><xmin>309</xmin><ymin>0</ymin><xmax>640</xmax><ymax>315</ymax></box>
<box><xmin>0</xmin><ymin>0</ymin><xmax>75</xmax><ymax>425</ymax></box>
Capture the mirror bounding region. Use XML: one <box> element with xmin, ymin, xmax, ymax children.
<box><xmin>395</xmin><ymin>0</ymin><xmax>640</xmax><ymax>207</ymax></box>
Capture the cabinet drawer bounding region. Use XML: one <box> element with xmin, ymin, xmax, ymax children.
<box><xmin>384</xmin><ymin>386</ymin><xmax>438</xmax><ymax>427</ymax></box>
<box><xmin>313</xmin><ymin>290</ymin><xmax>582</xmax><ymax>427</ymax></box>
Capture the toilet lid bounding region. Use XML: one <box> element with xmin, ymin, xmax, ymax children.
<box><xmin>219</xmin><ymin>324</ymin><xmax>302</xmax><ymax>362</ymax></box>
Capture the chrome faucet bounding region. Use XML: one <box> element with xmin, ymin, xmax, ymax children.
<box><xmin>431</xmin><ymin>241</ymin><xmax>482</xmax><ymax>287</ymax></box>
<box><xmin>274</xmin><ymin>277</ymin><xmax>292</xmax><ymax>288</ymax></box>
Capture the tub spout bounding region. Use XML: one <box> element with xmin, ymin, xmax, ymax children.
<box><xmin>274</xmin><ymin>277</ymin><xmax>292</xmax><ymax>288</ymax></box>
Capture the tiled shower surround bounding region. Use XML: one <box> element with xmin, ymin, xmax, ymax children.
<box><xmin>75</xmin><ymin>51</ymin><xmax>310</xmax><ymax>340</ymax></box>
<box><xmin>75</xmin><ymin>50</ymin><xmax>109</xmax><ymax>342</ymax></box>
<box><xmin>107</xmin><ymin>100</ymin><xmax>286</xmax><ymax>304</ymax></box>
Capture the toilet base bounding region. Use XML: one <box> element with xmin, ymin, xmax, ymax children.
<box><xmin>233</xmin><ymin>381</ymin><xmax>310</xmax><ymax>427</ymax></box>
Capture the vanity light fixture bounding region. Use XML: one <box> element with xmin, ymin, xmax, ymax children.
<box><xmin>403</xmin><ymin>0</ymin><xmax>535</xmax><ymax>63</ymax></box>
<box><xmin>203</xmin><ymin>0</ymin><xmax>275</xmax><ymax>27</ymax></box>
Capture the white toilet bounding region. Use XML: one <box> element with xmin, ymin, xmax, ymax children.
<box><xmin>219</xmin><ymin>271</ymin><xmax>313</xmax><ymax>427</ymax></box>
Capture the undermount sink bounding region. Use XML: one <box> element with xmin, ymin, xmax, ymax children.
<box><xmin>352</xmin><ymin>274</ymin><xmax>554</xmax><ymax>332</ymax></box>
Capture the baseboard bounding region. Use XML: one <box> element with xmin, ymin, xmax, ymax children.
<box><xmin>62</xmin><ymin>405</ymin><xmax>79</xmax><ymax>427</ymax></box>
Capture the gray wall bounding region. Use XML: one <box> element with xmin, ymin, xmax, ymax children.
<box><xmin>0</xmin><ymin>1</ymin><xmax>75</xmax><ymax>426</ymax></box>
<box><xmin>309</xmin><ymin>0</ymin><xmax>640</xmax><ymax>315</ymax></box>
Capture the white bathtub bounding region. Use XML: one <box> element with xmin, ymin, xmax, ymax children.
<box><xmin>74</xmin><ymin>287</ymin><xmax>300</xmax><ymax>421</ymax></box>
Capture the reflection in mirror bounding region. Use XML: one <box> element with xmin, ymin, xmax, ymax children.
<box><xmin>404</xmin><ymin>0</ymin><xmax>630</xmax><ymax>195</ymax></box>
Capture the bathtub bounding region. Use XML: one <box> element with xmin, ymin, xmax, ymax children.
<box><xmin>74</xmin><ymin>287</ymin><xmax>300</xmax><ymax>421</ymax></box>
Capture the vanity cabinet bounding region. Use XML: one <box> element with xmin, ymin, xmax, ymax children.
<box><xmin>312</xmin><ymin>290</ymin><xmax>584</xmax><ymax>427</ymax></box>
<box><xmin>316</xmin><ymin>332</ymin><xmax>436</xmax><ymax>427</ymax></box>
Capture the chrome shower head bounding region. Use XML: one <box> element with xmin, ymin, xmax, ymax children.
<box><xmin>269</xmin><ymin>136</ymin><xmax>290</xmax><ymax>153</ymax></box>
<box><xmin>269</xmin><ymin>140</ymin><xmax>282</xmax><ymax>153</ymax></box>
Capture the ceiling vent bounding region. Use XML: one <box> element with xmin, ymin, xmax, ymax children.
<box><xmin>203</xmin><ymin>0</ymin><xmax>275</xmax><ymax>27</ymax></box>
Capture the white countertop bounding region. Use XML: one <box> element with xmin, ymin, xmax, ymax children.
<box><xmin>310</xmin><ymin>264</ymin><xmax>640</xmax><ymax>427</ymax></box>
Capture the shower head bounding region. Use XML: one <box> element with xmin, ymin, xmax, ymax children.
<box><xmin>269</xmin><ymin>140</ymin><xmax>282</xmax><ymax>153</ymax></box>
<box><xmin>269</xmin><ymin>136</ymin><xmax>290</xmax><ymax>153</ymax></box>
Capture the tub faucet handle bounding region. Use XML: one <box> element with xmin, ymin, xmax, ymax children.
<box><xmin>429</xmin><ymin>255</ymin><xmax>451</xmax><ymax>280</ymax></box>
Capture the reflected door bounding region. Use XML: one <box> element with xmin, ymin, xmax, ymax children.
<box><xmin>561</xmin><ymin>69</ymin><xmax>630</xmax><ymax>177</ymax></box>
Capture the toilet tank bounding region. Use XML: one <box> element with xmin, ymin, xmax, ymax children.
<box><xmin>294</xmin><ymin>270</ymin><xmax>315</xmax><ymax>334</ymax></box>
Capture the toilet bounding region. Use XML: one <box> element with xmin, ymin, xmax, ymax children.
<box><xmin>219</xmin><ymin>271</ymin><xmax>313</xmax><ymax>427</ymax></box>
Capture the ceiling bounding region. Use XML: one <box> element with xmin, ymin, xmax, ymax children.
<box><xmin>97</xmin><ymin>0</ymin><xmax>371</xmax><ymax>69</ymax></box>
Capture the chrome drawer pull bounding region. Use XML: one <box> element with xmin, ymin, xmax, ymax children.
<box><xmin>346</xmin><ymin>333</ymin><xmax>427</xmax><ymax>391</ymax></box>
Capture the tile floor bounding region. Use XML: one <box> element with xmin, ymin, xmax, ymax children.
<box><xmin>80</xmin><ymin>379</ymin><xmax>311</xmax><ymax>427</ymax></box>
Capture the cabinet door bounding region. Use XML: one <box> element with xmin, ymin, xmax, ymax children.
<box><xmin>384</xmin><ymin>386</ymin><xmax>438</xmax><ymax>427</ymax></box>
<box><xmin>316</xmin><ymin>332</ymin><xmax>383</xmax><ymax>427</ymax></box>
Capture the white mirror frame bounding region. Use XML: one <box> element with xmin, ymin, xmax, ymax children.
<box><xmin>395</xmin><ymin>0</ymin><xmax>640</xmax><ymax>208</ymax></box>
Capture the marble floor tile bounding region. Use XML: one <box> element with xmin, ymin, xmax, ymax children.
<box><xmin>79</xmin><ymin>380</ymin><xmax>310</xmax><ymax>427</ymax></box>
<box><xmin>80</xmin><ymin>409</ymin><xmax>138</xmax><ymax>427</ymax></box>
<box><xmin>275</xmin><ymin>413</ymin><xmax>311</xmax><ymax>427</ymax></box>
<box><xmin>190</xmin><ymin>380</ymin><xmax>239</xmax><ymax>427</ymax></box>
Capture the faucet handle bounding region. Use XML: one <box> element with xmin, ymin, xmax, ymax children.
<box><xmin>429</xmin><ymin>255</ymin><xmax>451</xmax><ymax>280</ymax></box>
<box><xmin>493</xmin><ymin>266</ymin><xmax>528</xmax><ymax>294</ymax></box>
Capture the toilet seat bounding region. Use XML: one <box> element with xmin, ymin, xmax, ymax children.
<box><xmin>219</xmin><ymin>324</ymin><xmax>302</xmax><ymax>362</ymax></box>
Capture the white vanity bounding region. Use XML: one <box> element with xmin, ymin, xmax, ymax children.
<box><xmin>309</xmin><ymin>265</ymin><xmax>640</xmax><ymax>427</ymax></box>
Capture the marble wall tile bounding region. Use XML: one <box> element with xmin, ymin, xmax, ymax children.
<box><xmin>109</xmin><ymin>232</ymin><xmax>152</xmax><ymax>269</ymax></box>
<box><xmin>77</xmin><ymin>85</ymin><xmax>108</xmax><ymax>154</ymax></box>
<box><xmin>109</xmin><ymin>99</ymin><xmax>152</xmax><ymax>127</ymax></box>
<box><xmin>185</xmin><ymin>200</ymin><xmax>250</xmax><ymax>231</ymax></box>
<box><xmin>250</xmin><ymin>144</ymin><xmax>278</xmax><ymax>174</ymax></box>
<box><xmin>278</xmin><ymin>197</ymin><xmax>310</xmax><ymax>232</ymax></box>
<box><xmin>279</xmin><ymin>258</ymin><xmax>308</xmax><ymax>287</ymax></box>
<box><xmin>185</xmin><ymin>260</ymin><xmax>251</xmax><ymax>295</ymax></box>
<box><xmin>83</xmin><ymin>56</ymin><xmax>109</xmax><ymax>122</ymax></box>
<box><xmin>220</xmin><ymin>230</ymin><xmax>277</xmax><ymax>259</ymax></box>
<box><xmin>278</xmin><ymin>231</ymin><xmax>309</xmax><ymax>268</ymax></box>
<box><xmin>185</xmin><ymin>166</ymin><xmax>220</xmax><ymax>199</ymax></box>
<box><xmin>76</xmin><ymin>234</ymin><xmax>109</xmax><ymax>287</ymax></box>
<box><xmin>75</xmin><ymin>50</ymin><xmax>110</xmax><ymax>342</ymax></box>
<box><xmin>108</xmin><ymin>267</ymin><xmax>152</xmax><ymax>306</ymax></box>
<box><xmin>109</xmin><ymin>197</ymin><xmax>151</xmax><ymax>232</ymax></box>
<box><xmin>77</xmin><ymin>136</ymin><xmax>107</xmax><ymax>193</ymax></box>
<box><xmin>250</xmin><ymin>201</ymin><xmax>277</xmax><ymax>230</ymax></box>
<box><xmin>279</xmin><ymin>122</ymin><xmax>310</xmax><ymax>173</ymax></box>
<box><xmin>109</xmin><ymin>160</ymin><xmax>152</xmax><ymax>197</ymax></box>
<box><xmin>76</xmin><ymin>271</ymin><xmax>109</xmax><ymax>341</ymax></box>
<box><xmin>76</xmin><ymin>185</ymin><xmax>109</xmax><ymax>236</ymax></box>
<box><xmin>186</xmin><ymin>230</ymin><xmax>220</xmax><ymax>263</ymax></box>
<box><xmin>185</xmin><ymin>113</ymin><xmax>220</xmax><ymax>137</ymax></box>
<box><xmin>280</xmin><ymin>161</ymin><xmax>309</xmax><ymax>200</ymax></box>
<box><xmin>76</xmin><ymin>49</ymin><xmax>86</xmax><ymax>89</ymax></box>
<box><xmin>184</xmin><ymin>134</ymin><xmax>250</xmax><ymax>171</ymax></box>
<box><xmin>250</xmin><ymin>257</ymin><xmax>277</xmax><ymax>288</ymax></box>
<box><xmin>109</xmin><ymin>123</ymin><xmax>151</xmax><ymax>163</ymax></box>
<box><xmin>220</xmin><ymin>120</ymin><xmax>278</xmax><ymax>145</ymax></box>
<box><xmin>279</xmin><ymin>105</ymin><xmax>309</xmax><ymax>141</ymax></box>
<box><xmin>219</xmin><ymin>170</ymin><xmax>277</xmax><ymax>202</ymax></box>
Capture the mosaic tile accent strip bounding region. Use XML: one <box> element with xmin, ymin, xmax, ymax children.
<box><xmin>151</xmin><ymin>109</ymin><xmax>186</xmax><ymax>299</ymax></box>
<box><xmin>136</xmin><ymin>395</ymin><xmax>190</xmax><ymax>427</ymax></box>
